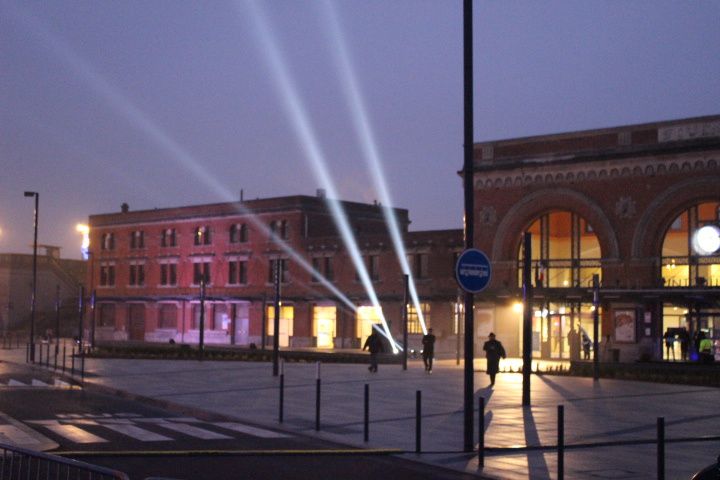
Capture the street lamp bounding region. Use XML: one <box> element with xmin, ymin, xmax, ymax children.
<box><xmin>24</xmin><ymin>191</ymin><xmax>39</xmax><ymax>362</ymax></box>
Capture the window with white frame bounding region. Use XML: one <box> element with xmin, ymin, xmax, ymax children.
<box><xmin>130</xmin><ymin>230</ymin><xmax>145</xmax><ymax>249</ymax></box>
<box><xmin>129</xmin><ymin>262</ymin><xmax>145</xmax><ymax>286</ymax></box>
<box><xmin>228</xmin><ymin>259</ymin><xmax>248</xmax><ymax>285</ymax></box>
<box><xmin>192</xmin><ymin>260</ymin><xmax>211</xmax><ymax>285</ymax></box>
<box><xmin>193</xmin><ymin>226</ymin><xmax>211</xmax><ymax>246</ymax></box>
<box><xmin>159</xmin><ymin>261</ymin><xmax>178</xmax><ymax>286</ymax></box>
<box><xmin>99</xmin><ymin>262</ymin><xmax>116</xmax><ymax>286</ymax></box>
<box><xmin>161</xmin><ymin>228</ymin><xmax>177</xmax><ymax>247</ymax></box>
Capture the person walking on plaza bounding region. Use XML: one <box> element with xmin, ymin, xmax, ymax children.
<box><xmin>363</xmin><ymin>329</ymin><xmax>383</xmax><ymax>373</ymax></box>
<box><xmin>421</xmin><ymin>328</ymin><xmax>436</xmax><ymax>373</ymax></box>
<box><xmin>483</xmin><ymin>332</ymin><xmax>506</xmax><ymax>387</ymax></box>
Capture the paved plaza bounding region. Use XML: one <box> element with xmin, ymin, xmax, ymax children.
<box><xmin>2</xmin><ymin>347</ymin><xmax>719</xmax><ymax>479</ymax></box>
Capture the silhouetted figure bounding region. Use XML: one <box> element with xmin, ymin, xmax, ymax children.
<box><xmin>421</xmin><ymin>328</ymin><xmax>436</xmax><ymax>373</ymax></box>
<box><xmin>663</xmin><ymin>329</ymin><xmax>675</xmax><ymax>361</ymax></box>
<box><xmin>483</xmin><ymin>333</ymin><xmax>506</xmax><ymax>387</ymax></box>
<box><xmin>363</xmin><ymin>330</ymin><xmax>384</xmax><ymax>373</ymax></box>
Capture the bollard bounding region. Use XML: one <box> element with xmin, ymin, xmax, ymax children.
<box><xmin>364</xmin><ymin>384</ymin><xmax>369</xmax><ymax>443</ymax></box>
<box><xmin>415</xmin><ymin>390</ymin><xmax>422</xmax><ymax>454</ymax></box>
<box><xmin>315</xmin><ymin>362</ymin><xmax>321</xmax><ymax>431</ymax></box>
<box><xmin>39</xmin><ymin>343</ymin><xmax>43</xmax><ymax>365</ymax></box>
<box><xmin>81</xmin><ymin>350</ymin><xmax>85</xmax><ymax>383</ymax></box>
<box><xmin>657</xmin><ymin>417</ymin><xmax>665</xmax><ymax>480</ymax></box>
<box><xmin>45</xmin><ymin>343</ymin><xmax>50</xmax><ymax>368</ymax></box>
<box><xmin>62</xmin><ymin>344</ymin><xmax>66</xmax><ymax>373</ymax></box>
<box><xmin>278</xmin><ymin>360</ymin><xmax>284</xmax><ymax>423</ymax></box>
<box><xmin>478</xmin><ymin>396</ymin><xmax>485</xmax><ymax>468</ymax></box>
<box><xmin>71</xmin><ymin>346</ymin><xmax>75</xmax><ymax>376</ymax></box>
<box><xmin>558</xmin><ymin>405</ymin><xmax>564</xmax><ymax>480</ymax></box>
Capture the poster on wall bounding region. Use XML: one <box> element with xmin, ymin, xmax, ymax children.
<box><xmin>614</xmin><ymin>310</ymin><xmax>636</xmax><ymax>343</ymax></box>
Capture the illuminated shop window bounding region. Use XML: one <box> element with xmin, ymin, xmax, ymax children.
<box><xmin>407</xmin><ymin>302</ymin><xmax>430</xmax><ymax>334</ymax></box>
<box><xmin>662</xmin><ymin>201</ymin><xmax>720</xmax><ymax>287</ymax></box>
<box><xmin>266</xmin><ymin>304</ymin><xmax>294</xmax><ymax>347</ymax></box>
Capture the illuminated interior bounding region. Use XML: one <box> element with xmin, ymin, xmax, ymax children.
<box><xmin>313</xmin><ymin>306</ymin><xmax>336</xmax><ymax>348</ymax></box>
<box><xmin>356</xmin><ymin>305</ymin><xmax>383</xmax><ymax>346</ymax></box>
<box><xmin>266</xmin><ymin>305</ymin><xmax>294</xmax><ymax>347</ymax></box>
<box><xmin>662</xmin><ymin>201</ymin><xmax>720</xmax><ymax>287</ymax></box>
<box><xmin>528</xmin><ymin>302</ymin><xmax>600</xmax><ymax>359</ymax></box>
<box><xmin>518</xmin><ymin>211</ymin><xmax>602</xmax><ymax>288</ymax></box>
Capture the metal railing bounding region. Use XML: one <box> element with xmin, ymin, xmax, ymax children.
<box><xmin>0</xmin><ymin>442</ymin><xmax>129</xmax><ymax>480</ymax></box>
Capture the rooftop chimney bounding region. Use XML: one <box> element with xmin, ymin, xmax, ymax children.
<box><xmin>121</xmin><ymin>203</ymin><xmax>129</xmax><ymax>213</ymax></box>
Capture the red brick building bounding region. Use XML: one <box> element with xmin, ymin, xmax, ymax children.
<box><xmin>87</xmin><ymin>195</ymin><xmax>463</xmax><ymax>352</ymax></box>
<box><xmin>470</xmin><ymin>115</ymin><xmax>720</xmax><ymax>361</ymax></box>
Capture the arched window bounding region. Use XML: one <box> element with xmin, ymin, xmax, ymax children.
<box><xmin>661</xmin><ymin>201</ymin><xmax>720</xmax><ymax>287</ymax></box>
<box><xmin>518</xmin><ymin>211</ymin><xmax>601</xmax><ymax>288</ymax></box>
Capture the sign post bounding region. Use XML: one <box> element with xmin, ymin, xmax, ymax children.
<box><xmin>455</xmin><ymin>248</ymin><xmax>492</xmax><ymax>452</ymax></box>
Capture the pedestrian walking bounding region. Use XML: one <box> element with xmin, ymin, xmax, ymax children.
<box><xmin>483</xmin><ymin>332</ymin><xmax>506</xmax><ymax>387</ymax></box>
<box><xmin>363</xmin><ymin>329</ymin><xmax>383</xmax><ymax>373</ymax></box>
<box><xmin>421</xmin><ymin>328</ymin><xmax>436</xmax><ymax>373</ymax></box>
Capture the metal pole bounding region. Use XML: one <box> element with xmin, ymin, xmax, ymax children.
<box><xmin>522</xmin><ymin>233</ymin><xmax>533</xmax><ymax>406</ymax></box>
<box><xmin>77</xmin><ymin>285</ymin><xmax>84</xmax><ymax>356</ymax></box>
<box><xmin>315</xmin><ymin>362</ymin><xmax>321</xmax><ymax>431</ymax></box>
<box><xmin>558</xmin><ymin>405</ymin><xmax>564</xmax><ymax>480</ymax></box>
<box><xmin>402</xmin><ymin>274</ymin><xmax>408</xmax><ymax>371</ymax></box>
<box><xmin>478</xmin><ymin>396</ymin><xmax>485</xmax><ymax>468</ymax></box>
<box><xmin>456</xmin><ymin>292</ymin><xmax>462</xmax><ymax>366</ymax></box>
<box><xmin>272</xmin><ymin>260</ymin><xmax>281</xmax><ymax>376</ymax></box>
<box><xmin>462</xmin><ymin>0</ymin><xmax>475</xmax><ymax>453</ymax></box>
<box><xmin>90</xmin><ymin>289</ymin><xmax>96</xmax><ymax>349</ymax></box>
<box><xmin>415</xmin><ymin>390</ymin><xmax>422</xmax><ymax>454</ymax></box>
<box><xmin>278</xmin><ymin>359</ymin><xmax>284</xmax><ymax>423</ymax></box>
<box><xmin>199</xmin><ymin>279</ymin><xmax>205</xmax><ymax>360</ymax></box>
<box><xmin>364</xmin><ymin>384</ymin><xmax>369</xmax><ymax>442</ymax></box>
<box><xmin>55</xmin><ymin>285</ymin><xmax>60</xmax><ymax>358</ymax></box>
<box><xmin>657</xmin><ymin>417</ymin><xmax>665</xmax><ymax>480</ymax></box>
<box><xmin>24</xmin><ymin>192</ymin><xmax>38</xmax><ymax>363</ymax></box>
<box><xmin>593</xmin><ymin>274</ymin><xmax>600</xmax><ymax>381</ymax></box>
<box><xmin>261</xmin><ymin>293</ymin><xmax>267</xmax><ymax>350</ymax></box>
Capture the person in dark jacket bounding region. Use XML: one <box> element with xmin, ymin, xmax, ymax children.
<box><xmin>483</xmin><ymin>332</ymin><xmax>506</xmax><ymax>386</ymax></box>
<box><xmin>421</xmin><ymin>328</ymin><xmax>436</xmax><ymax>373</ymax></box>
<box><xmin>363</xmin><ymin>329</ymin><xmax>384</xmax><ymax>373</ymax></box>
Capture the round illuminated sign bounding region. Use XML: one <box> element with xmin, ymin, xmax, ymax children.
<box><xmin>692</xmin><ymin>225</ymin><xmax>720</xmax><ymax>256</ymax></box>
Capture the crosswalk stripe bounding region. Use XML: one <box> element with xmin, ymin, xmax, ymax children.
<box><xmin>0</xmin><ymin>425</ymin><xmax>43</xmax><ymax>447</ymax></box>
<box><xmin>101</xmin><ymin>423</ymin><xmax>172</xmax><ymax>442</ymax></box>
<box><xmin>137</xmin><ymin>420</ymin><xmax>231</xmax><ymax>440</ymax></box>
<box><xmin>28</xmin><ymin>420</ymin><xmax>107</xmax><ymax>444</ymax></box>
<box><xmin>212</xmin><ymin>422</ymin><xmax>290</xmax><ymax>439</ymax></box>
<box><xmin>8</xmin><ymin>380</ymin><xmax>26</xmax><ymax>386</ymax></box>
<box><xmin>31</xmin><ymin>379</ymin><xmax>49</xmax><ymax>386</ymax></box>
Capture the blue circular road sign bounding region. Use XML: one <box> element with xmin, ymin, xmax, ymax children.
<box><xmin>455</xmin><ymin>248</ymin><xmax>492</xmax><ymax>293</ymax></box>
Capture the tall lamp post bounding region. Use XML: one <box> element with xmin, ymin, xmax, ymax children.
<box><xmin>24</xmin><ymin>191</ymin><xmax>39</xmax><ymax>362</ymax></box>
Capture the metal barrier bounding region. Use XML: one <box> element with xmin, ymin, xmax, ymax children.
<box><xmin>0</xmin><ymin>442</ymin><xmax>129</xmax><ymax>480</ymax></box>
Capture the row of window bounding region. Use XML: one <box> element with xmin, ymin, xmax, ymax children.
<box><xmin>99</xmin><ymin>220</ymin><xmax>291</xmax><ymax>251</ymax></box>
<box><xmin>96</xmin><ymin>301</ymin><xmax>432</xmax><ymax>336</ymax></box>
<box><xmin>98</xmin><ymin>253</ymin><xmax>432</xmax><ymax>287</ymax></box>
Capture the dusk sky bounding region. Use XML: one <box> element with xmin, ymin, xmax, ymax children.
<box><xmin>1</xmin><ymin>1</ymin><xmax>719</xmax><ymax>260</ymax></box>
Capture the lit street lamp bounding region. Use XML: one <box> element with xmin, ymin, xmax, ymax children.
<box><xmin>24</xmin><ymin>191</ymin><xmax>39</xmax><ymax>362</ymax></box>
